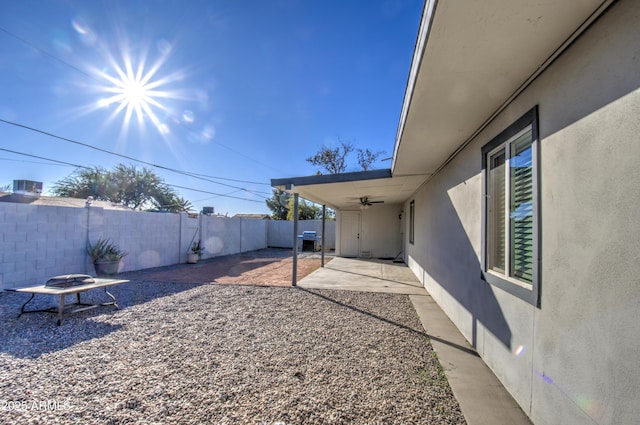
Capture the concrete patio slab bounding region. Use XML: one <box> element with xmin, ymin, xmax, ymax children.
<box><xmin>298</xmin><ymin>257</ymin><xmax>425</xmax><ymax>295</ymax></box>
<box><xmin>299</xmin><ymin>257</ymin><xmax>532</xmax><ymax>425</ymax></box>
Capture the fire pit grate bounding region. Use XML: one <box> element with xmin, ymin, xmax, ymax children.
<box><xmin>45</xmin><ymin>274</ymin><xmax>96</xmax><ymax>288</ymax></box>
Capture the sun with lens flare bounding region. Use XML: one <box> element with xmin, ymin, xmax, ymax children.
<box><xmin>77</xmin><ymin>38</ymin><xmax>192</xmax><ymax>145</ymax></box>
<box><xmin>97</xmin><ymin>52</ymin><xmax>172</xmax><ymax>133</ymax></box>
<box><xmin>122</xmin><ymin>80</ymin><xmax>147</xmax><ymax>107</ymax></box>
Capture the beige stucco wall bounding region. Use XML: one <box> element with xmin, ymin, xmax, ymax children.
<box><xmin>404</xmin><ymin>1</ymin><xmax>640</xmax><ymax>424</ymax></box>
<box><xmin>336</xmin><ymin>204</ymin><xmax>403</xmax><ymax>259</ymax></box>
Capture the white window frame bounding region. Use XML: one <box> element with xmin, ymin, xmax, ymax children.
<box><xmin>481</xmin><ymin>106</ymin><xmax>540</xmax><ymax>307</ymax></box>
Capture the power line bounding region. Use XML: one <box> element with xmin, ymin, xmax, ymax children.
<box><xmin>0</xmin><ymin>118</ymin><xmax>271</xmax><ymax>198</ymax></box>
<box><xmin>185</xmin><ymin>171</ymin><xmax>270</xmax><ymax>186</ymax></box>
<box><xmin>0</xmin><ymin>147</ymin><xmax>267</xmax><ymax>205</ymax></box>
<box><xmin>0</xmin><ymin>157</ymin><xmax>72</xmax><ymax>166</ymax></box>
<box><xmin>0</xmin><ymin>26</ymin><xmax>288</xmax><ymax>179</ymax></box>
<box><xmin>0</xmin><ymin>147</ymin><xmax>91</xmax><ymax>169</ymax></box>
<box><xmin>0</xmin><ymin>26</ymin><xmax>100</xmax><ymax>84</ymax></box>
<box><xmin>167</xmin><ymin>184</ymin><xmax>263</xmax><ymax>203</ymax></box>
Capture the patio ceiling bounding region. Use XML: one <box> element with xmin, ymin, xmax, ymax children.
<box><xmin>272</xmin><ymin>0</ymin><xmax>613</xmax><ymax>209</ymax></box>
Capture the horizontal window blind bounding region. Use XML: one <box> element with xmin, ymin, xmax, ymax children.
<box><xmin>510</xmin><ymin>132</ymin><xmax>533</xmax><ymax>283</ymax></box>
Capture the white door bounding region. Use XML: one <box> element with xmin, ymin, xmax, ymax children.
<box><xmin>341</xmin><ymin>211</ymin><xmax>360</xmax><ymax>257</ymax></box>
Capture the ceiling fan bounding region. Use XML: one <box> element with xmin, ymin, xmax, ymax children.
<box><xmin>359</xmin><ymin>196</ymin><xmax>384</xmax><ymax>206</ymax></box>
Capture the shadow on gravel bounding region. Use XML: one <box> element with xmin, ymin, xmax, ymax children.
<box><xmin>0</xmin><ymin>314</ymin><xmax>123</xmax><ymax>359</ymax></box>
<box><xmin>0</xmin><ymin>281</ymin><xmax>202</xmax><ymax>359</ymax></box>
<box><xmin>298</xmin><ymin>287</ymin><xmax>479</xmax><ymax>357</ymax></box>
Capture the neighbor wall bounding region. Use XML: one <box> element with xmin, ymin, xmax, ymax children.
<box><xmin>0</xmin><ymin>203</ymin><xmax>88</xmax><ymax>289</ymax></box>
<box><xmin>267</xmin><ymin>219</ymin><xmax>336</xmax><ymax>250</ymax></box>
<box><xmin>0</xmin><ymin>204</ymin><xmax>272</xmax><ymax>290</ymax></box>
<box><xmin>404</xmin><ymin>2</ymin><xmax>640</xmax><ymax>424</ymax></box>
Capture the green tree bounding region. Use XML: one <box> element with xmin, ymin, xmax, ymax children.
<box><xmin>286</xmin><ymin>197</ymin><xmax>322</xmax><ymax>220</ymax></box>
<box><xmin>306</xmin><ymin>140</ymin><xmax>354</xmax><ymax>174</ymax></box>
<box><xmin>356</xmin><ymin>148</ymin><xmax>386</xmax><ymax>171</ymax></box>
<box><xmin>52</xmin><ymin>164</ymin><xmax>192</xmax><ymax>212</ymax></box>
<box><xmin>306</xmin><ymin>138</ymin><xmax>386</xmax><ymax>174</ymax></box>
<box><xmin>265</xmin><ymin>189</ymin><xmax>291</xmax><ymax>220</ymax></box>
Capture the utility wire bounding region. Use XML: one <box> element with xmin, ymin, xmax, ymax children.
<box><xmin>0</xmin><ymin>118</ymin><xmax>271</xmax><ymax>198</ymax></box>
<box><xmin>0</xmin><ymin>147</ymin><xmax>91</xmax><ymax>169</ymax></box>
<box><xmin>0</xmin><ymin>26</ymin><xmax>100</xmax><ymax>84</ymax></box>
<box><xmin>0</xmin><ymin>147</ymin><xmax>266</xmax><ymax>204</ymax></box>
<box><xmin>0</xmin><ymin>26</ymin><xmax>287</xmax><ymax>179</ymax></box>
<box><xmin>0</xmin><ymin>157</ymin><xmax>72</xmax><ymax>166</ymax></box>
<box><xmin>167</xmin><ymin>184</ymin><xmax>263</xmax><ymax>203</ymax></box>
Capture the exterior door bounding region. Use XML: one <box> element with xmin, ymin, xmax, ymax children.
<box><xmin>341</xmin><ymin>211</ymin><xmax>360</xmax><ymax>257</ymax></box>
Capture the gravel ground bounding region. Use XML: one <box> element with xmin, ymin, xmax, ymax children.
<box><xmin>0</xmin><ymin>280</ymin><xmax>466</xmax><ymax>424</ymax></box>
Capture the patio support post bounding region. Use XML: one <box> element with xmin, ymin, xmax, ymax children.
<box><xmin>321</xmin><ymin>204</ymin><xmax>326</xmax><ymax>267</ymax></box>
<box><xmin>292</xmin><ymin>193</ymin><xmax>299</xmax><ymax>286</ymax></box>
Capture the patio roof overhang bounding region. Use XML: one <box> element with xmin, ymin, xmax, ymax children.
<box><xmin>392</xmin><ymin>0</ymin><xmax>614</xmax><ymax>177</ymax></box>
<box><xmin>271</xmin><ymin>170</ymin><xmax>427</xmax><ymax>210</ymax></box>
<box><xmin>271</xmin><ymin>0</ymin><xmax>614</xmax><ymax>209</ymax></box>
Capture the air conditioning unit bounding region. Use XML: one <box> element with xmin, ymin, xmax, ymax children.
<box><xmin>13</xmin><ymin>180</ymin><xmax>43</xmax><ymax>197</ymax></box>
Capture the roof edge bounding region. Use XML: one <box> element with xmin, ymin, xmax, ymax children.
<box><xmin>271</xmin><ymin>169</ymin><xmax>392</xmax><ymax>191</ymax></box>
<box><xmin>391</xmin><ymin>0</ymin><xmax>438</xmax><ymax>174</ymax></box>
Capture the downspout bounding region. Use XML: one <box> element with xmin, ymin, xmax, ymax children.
<box><xmin>85</xmin><ymin>203</ymin><xmax>91</xmax><ymax>274</ymax></box>
<box><xmin>292</xmin><ymin>193</ymin><xmax>299</xmax><ymax>286</ymax></box>
<box><xmin>321</xmin><ymin>204</ymin><xmax>326</xmax><ymax>267</ymax></box>
<box><xmin>199</xmin><ymin>212</ymin><xmax>203</xmax><ymax>259</ymax></box>
<box><xmin>239</xmin><ymin>217</ymin><xmax>242</xmax><ymax>254</ymax></box>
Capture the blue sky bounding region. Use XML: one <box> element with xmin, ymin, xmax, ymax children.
<box><xmin>0</xmin><ymin>0</ymin><xmax>422</xmax><ymax>215</ymax></box>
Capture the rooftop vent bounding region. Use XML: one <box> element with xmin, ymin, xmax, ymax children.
<box><xmin>13</xmin><ymin>180</ymin><xmax>43</xmax><ymax>197</ymax></box>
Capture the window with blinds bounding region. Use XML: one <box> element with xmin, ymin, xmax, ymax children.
<box><xmin>510</xmin><ymin>134</ymin><xmax>534</xmax><ymax>283</ymax></box>
<box><xmin>482</xmin><ymin>106</ymin><xmax>539</xmax><ymax>306</ymax></box>
<box><xmin>486</xmin><ymin>126</ymin><xmax>535</xmax><ymax>286</ymax></box>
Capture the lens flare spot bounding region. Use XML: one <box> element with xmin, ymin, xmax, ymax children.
<box><xmin>202</xmin><ymin>125</ymin><xmax>215</xmax><ymax>140</ymax></box>
<box><xmin>535</xmin><ymin>371</ymin><xmax>554</xmax><ymax>384</ymax></box>
<box><xmin>182</xmin><ymin>110</ymin><xmax>194</xmax><ymax>123</ymax></box>
<box><xmin>513</xmin><ymin>345</ymin><xmax>525</xmax><ymax>356</ymax></box>
<box><xmin>72</xmin><ymin>17</ymin><xmax>90</xmax><ymax>35</ymax></box>
<box><xmin>138</xmin><ymin>250</ymin><xmax>161</xmax><ymax>269</ymax></box>
<box><xmin>158</xmin><ymin>123</ymin><xmax>170</xmax><ymax>135</ymax></box>
<box><xmin>576</xmin><ymin>395</ymin><xmax>604</xmax><ymax>418</ymax></box>
<box><xmin>204</xmin><ymin>236</ymin><xmax>224</xmax><ymax>254</ymax></box>
<box><xmin>157</xmin><ymin>39</ymin><xmax>173</xmax><ymax>55</ymax></box>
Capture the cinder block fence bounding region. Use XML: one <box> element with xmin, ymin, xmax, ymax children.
<box><xmin>0</xmin><ymin>202</ymin><xmax>335</xmax><ymax>290</ymax></box>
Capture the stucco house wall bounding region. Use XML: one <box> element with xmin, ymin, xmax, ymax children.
<box><xmin>404</xmin><ymin>2</ymin><xmax>640</xmax><ymax>424</ymax></box>
<box><xmin>359</xmin><ymin>204</ymin><xmax>404</xmax><ymax>259</ymax></box>
<box><xmin>336</xmin><ymin>204</ymin><xmax>403</xmax><ymax>259</ymax></box>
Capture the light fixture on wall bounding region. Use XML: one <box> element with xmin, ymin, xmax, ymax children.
<box><xmin>399</xmin><ymin>210</ymin><xmax>403</xmax><ymax>220</ymax></box>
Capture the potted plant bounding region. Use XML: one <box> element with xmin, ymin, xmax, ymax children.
<box><xmin>87</xmin><ymin>238</ymin><xmax>127</xmax><ymax>276</ymax></box>
<box><xmin>187</xmin><ymin>241</ymin><xmax>203</xmax><ymax>264</ymax></box>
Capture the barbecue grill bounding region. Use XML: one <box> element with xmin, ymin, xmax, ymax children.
<box><xmin>298</xmin><ymin>231</ymin><xmax>321</xmax><ymax>252</ymax></box>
